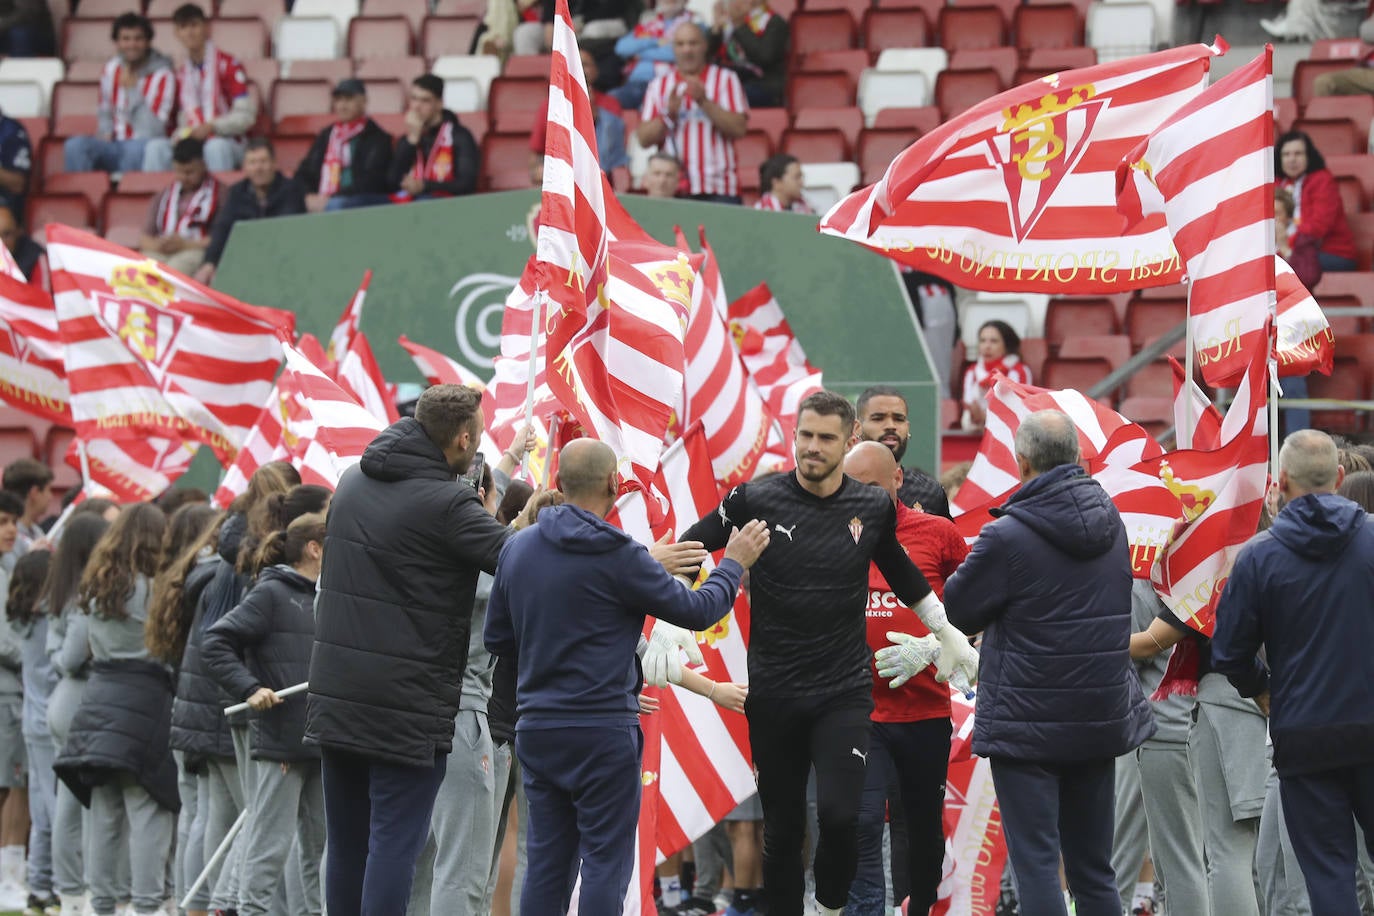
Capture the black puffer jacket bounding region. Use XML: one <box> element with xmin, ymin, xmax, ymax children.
<box><xmin>170</xmin><ymin>514</ymin><xmax>248</xmax><ymax>763</ymax></box>
<box><xmin>202</xmin><ymin>565</ymin><xmax>318</xmax><ymax>763</ymax></box>
<box><xmin>54</xmin><ymin>659</ymin><xmax>180</xmax><ymax>812</ymax></box>
<box><xmin>305</xmin><ymin>418</ymin><xmax>511</xmax><ymax>766</ymax></box>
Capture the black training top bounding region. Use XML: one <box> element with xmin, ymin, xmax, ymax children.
<box><xmin>683</xmin><ymin>472</ymin><xmax>933</xmax><ymax>699</ymax></box>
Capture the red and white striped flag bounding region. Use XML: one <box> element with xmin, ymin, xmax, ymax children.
<box><xmin>536</xmin><ymin>0</ymin><xmax>609</xmax><ymax>367</ymax></box>
<box><xmin>1274</xmin><ymin>254</ymin><xmax>1334</xmax><ymax>377</ymax></box>
<box><xmin>0</xmin><ymin>243</ymin><xmax>22</xmax><ymax>280</ymax></box>
<box><xmin>682</xmin><ymin>232</ymin><xmax>777</xmax><ymax>487</ymax></box>
<box><xmin>336</xmin><ymin>331</ymin><xmax>399</xmax><ymax>425</ymax></box>
<box><xmin>397</xmin><ymin>334</ymin><xmax>501</xmax><ymax>459</ymax></box>
<box><xmin>726</xmin><ymin>283</ymin><xmax>824</xmax><ymax>465</ymax></box>
<box><xmin>1143</xmin><ymin>336</ymin><xmax>1270</xmax><ymax>636</ymax></box>
<box><xmin>46</xmin><ymin>226</ymin><xmax>293</xmax><ymax>460</ymax></box>
<box><xmin>0</xmin><ymin>274</ymin><xmax>70</xmax><ymax>425</ymax></box>
<box><xmin>1169</xmin><ymin>355</ymin><xmax>1223</xmax><ymax>450</ymax></box>
<box><xmin>326</xmin><ymin>270</ymin><xmax>369</xmax><ymax>371</ymax></box>
<box><xmin>821</xmin><ymin>42</ymin><xmax>1226</xmax><ymax>293</ymax></box>
<box><xmin>277</xmin><ymin>342</ymin><xmax>386</xmax><ymax>489</ymax></box>
<box><xmin>488</xmin><ymin>260</ymin><xmax>563</xmax><ymax>484</ymax></box>
<box><xmin>933</xmin><ymin>692</ymin><xmax>1007</xmax><ymax>916</ymax></box>
<box><xmin>1118</xmin><ymin>48</ymin><xmax>1274</xmax><ymax>388</ymax></box>
<box><xmin>212</xmin><ymin>382</ymin><xmax>291</xmax><ymax>507</ymax></box>
<box><xmin>71</xmin><ymin>437</ymin><xmax>199</xmax><ymax>503</ymax></box>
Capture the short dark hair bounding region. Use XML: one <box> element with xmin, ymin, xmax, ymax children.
<box><xmin>244</xmin><ymin>137</ymin><xmax>275</xmax><ymax>158</ymax></box>
<box><xmin>412</xmin><ymin>73</ymin><xmax>444</xmax><ymax>100</ymax></box>
<box><xmin>856</xmin><ymin>385</ymin><xmax>907</xmax><ymax>417</ymax></box>
<box><xmin>798</xmin><ymin>390</ymin><xmax>856</xmax><ymax>431</ymax></box>
<box><xmin>112</xmin><ymin>12</ymin><xmax>154</xmax><ymax>40</ymax></box>
<box><xmin>0</xmin><ymin>201</ymin><xmax>21</xmax><ymax>227</ymax></box>
<box><xmin>171</xmin><ymin>3</ymin><xmax>207</xmax><ymax>25</ymax></box>
<box><xmin>1275</xmin><ymin>130</ymin><xmax>1327</xmax><ymax>176</ymax></box>
<box><xmin>172</xmin><ymin>137</ymin><xmax>205</xmax><ymax>164</ymax></box>
<box><xmin>759</xmin><ymin>154</ymin><xmax>798</xmax><ymax>193</ymax></box>
<box><xmin>3</xmin><ymin>458</ymin><xmax>53</xmax><ymax>498</ymax></box>
<box><xmin>979</xmin><ymin>319</ymin><xmax>1021</xmax><ymax>357</ymax></box>
<box><xmin>414</xmin><ymin>384</ymin><xmax>482</xmax><ymax>453</ymax></box>
<box><xmin>1339</xmin><ymin>469</ymin><xmax>1374</xmax><ymax>512</ymax></box>
<box><xmin>0</xmin><ymin>490</ymin><xmax>23</xmax><ymax>520</ymax></box>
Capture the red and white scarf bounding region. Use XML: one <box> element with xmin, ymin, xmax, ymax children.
<box><xmin>178</xmin><ymin>44</ymin><xmax>224</xmax><ymax>127</ymax></box>
<box><xmin>157</xmin><ymin>179</ymin><xmax>219</xmax><ymax>240</ymax></box>
<box><xmin>102</xmin><ymin>58</ymin><xmax>174</xmax><ymax>141</ymax></box>
<box><xmin>320</xmin><ymin>118</ymin><xmax>367</xmax><ymax>196</ymax></box>
<box><xmin>413</xmin><ymin>120</ymin><xmax>455</xmax><ymax>185</ymax></box>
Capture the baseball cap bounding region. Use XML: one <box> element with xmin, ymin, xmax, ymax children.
<box><xmin>333</xmin><ymin>78</ymin><xmax>366</xmax><ymax>97</ymax></box>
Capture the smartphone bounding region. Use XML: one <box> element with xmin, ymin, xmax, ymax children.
<box><xmin>461</xmin><ymin>451</ymin><xmax>486</xmax><ymax>491</ymax></box>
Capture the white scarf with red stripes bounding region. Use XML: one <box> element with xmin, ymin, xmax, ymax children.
<box><xmin>158</xmin><ymin>179</ymin><xmax>218</xmax><ymax>240</ymax></box>
<box><xmin>178</xmin><ymin>44</ymin><xmax>224</xmax><ymax>127</ymax></box>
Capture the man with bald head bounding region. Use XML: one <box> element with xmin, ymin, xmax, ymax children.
<box><xmin>843</xmin><ymin>442</ymin><xmax>968</xmax><ymax>916</ymax></box>
<box><xmin>944</xmin><ymin>409</ymin><xmax>1153</xmax><ymax>916</ymax></box>
<box><xmin>485</xmin><ymin>439</ymin><xmax>770</xmax><ymax>915</ymax></box>
<box><xmin>1213</xmin><ymin>430</ymin><xmax>1374</xmax><ymax>915</ymax></box>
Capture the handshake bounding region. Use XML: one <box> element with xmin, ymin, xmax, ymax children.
<box><xmin>874</xmin><ymin>594</ymin><xmax>979</xmax><ymax>697</ymax></box>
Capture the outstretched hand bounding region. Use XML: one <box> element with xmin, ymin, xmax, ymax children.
<box><xmin>650</xmin><ymin>532</ymin><xmax>708</xmax><ymax>578</ymax></box>
<box><xmin>723</xmin><ymin>519</ymin><xmax>770</xmax><ymax>568</ymax></box>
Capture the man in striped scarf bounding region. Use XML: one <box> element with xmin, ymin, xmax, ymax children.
<box><xmin>138</xmin><ymin>137</ymin><xmax>222</xmax><ymax>275</ymax></box>
<box><xmin>63</xmin><ymin>12</ymin><xmax>174</xmax><ymax>174</ymax></box>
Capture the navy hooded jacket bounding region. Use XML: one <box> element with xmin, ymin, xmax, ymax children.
<box><xmin>1212</xmin><ymin>492</ymin><xmax>1374</xmax><ymax>777</ymax></box>
<box><xmin>944</xmin><ymin>464</ymin><xmax>1155</xmax><ymax>762</ymax></box>
<box><xmin>484</xmin><ymin>504</ymin><xmax>743</xmax><ymax>731</ymax></box>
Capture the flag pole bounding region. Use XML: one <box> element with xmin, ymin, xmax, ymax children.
<box><xmin>522</xmin><ymin>290</ymin><xmax>548</xmax><ymax>476</ymax></box>
<box><xmin>1181</xmin><ymin>291</ymin><xmax>1194</xmax><ymax>449</ymax></box>
<box><xmin>75</xmin><ymin>438</ymin><xmax>92</xmax><ymax>497</ymax></box>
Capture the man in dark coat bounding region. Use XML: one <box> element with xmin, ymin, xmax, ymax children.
<box><xmin>195</xmin><ymin>138</ymin><xmax>305</xmax><ymax>285</ymax></box>
<box><xmin>306</xmin><ymin>384</ymin><xmax>514</xmax><ymax>916</ymax></box>
<box><xmin>296</xmin><ymin>79</ymin><xmax>394</xmax><ymax>212</ymax></box>
<box><xmin>944</xmin><ymin>409</ymin><xmax>1154</xmax><ymax>916</ymax></box>
<box><xmin>1212</xmin><ymin>430</ymin><xmax>1374</xmax><ymax>916</ymax></box>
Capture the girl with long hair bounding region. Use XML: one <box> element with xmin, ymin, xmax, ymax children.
<box><xmin>53</xmin><ymin>503</ymin><xmax>174</xmax><ymax>916</ymax></box>
<box><xmin>203</xmin><ymin>512</ymin><xmax>328</xmax><ymax>916</ymax></box>
<box><xmin>43</xmin><ymin>512</ymin><xmax>114</xmax><ymax>916</ymax></box>
<box><xmin>960</xmin><ymin>319</ymin><xmax>1032</xmax><ymax>432</ymax></box>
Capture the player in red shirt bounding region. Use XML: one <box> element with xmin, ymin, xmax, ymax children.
<box><xmin>843</xmin><ymin>441</ymin><xmax>970</xmax><ymax>916</ymax></box>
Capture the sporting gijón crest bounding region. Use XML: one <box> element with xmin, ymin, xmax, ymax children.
<box><xmin>93</xmin><ymin>261</ymin><xmax>187</xmax><ymax>378</ymax></box>
<box><xmin>985</xmin><ymin>83</ymin><xmax>1106</xmax><ymax>243</ymax></box>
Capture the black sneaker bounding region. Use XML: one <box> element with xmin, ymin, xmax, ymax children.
<box><xmin>675</xmin><ymin>897</ymin><xmax>719</xmax><ymax>916</ymax></box>
<box><xmin>995</xmin><ymin>889</ymin><xmax>1021</xmax><ymax>916</ymax></box>
<box><xmin>22</xmin><ymin>894</ymin><xmax>58</xmax><ymax>916</ymax></box>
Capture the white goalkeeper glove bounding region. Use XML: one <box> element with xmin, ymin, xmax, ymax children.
<box><xmin>875</xmin><ymin>632</ymin><xmax>941</xmax><ymax>688</ymax></box>
<box><xmin>641</xmin><ymin>619</ymin><xmax>704</xmax><ymax>687</ymax></box>
<box><xmin>912</xmin><ymin>592</ymin><xmax>980</xmax><ymax>695</ymax></box>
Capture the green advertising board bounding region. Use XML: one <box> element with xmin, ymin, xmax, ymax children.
<box><xmin>208</xmin><ymin>190</ymin><xmax>940</xmax><ymax>483</ymax></box>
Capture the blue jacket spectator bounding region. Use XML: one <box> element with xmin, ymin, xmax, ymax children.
<box><xmin>0</xmin><ymin>113</ymin><xmax>32</xmax><ymax>216</ymax></box>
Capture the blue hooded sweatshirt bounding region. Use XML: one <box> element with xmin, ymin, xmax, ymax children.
<box><xmin>485</xmin><ymin>504</ymin><xmax>743</xmax><ymax>731</ymax></box>
<box><xmin>1212</xmin><ymin>492</ymin><xmax>1374</xmax><ymax>777</ymax></box>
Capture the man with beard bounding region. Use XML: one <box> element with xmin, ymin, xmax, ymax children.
<box><xmin>856</xmin><ymin>386</ymin><xmax>951</xmax><ymax>518</ymax></box>
<box><xmin>656</xmin><ymin>390</ymin><xmax>979</xmax><ymax>916</ymax></box>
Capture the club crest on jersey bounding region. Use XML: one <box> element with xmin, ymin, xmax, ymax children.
<box><xmin>95</xmin><ymin>261</ymin><xmax>184</xmax><ymax>371</ymax></box>
<box><xmin>986</xmin><ymin>83</ymin><xmax>1105</xmax><ymax>243</ymax></box>
<box><xmin>848</xmin><ymin>516</ymin><xmax>863</xmax><ymax>544</ymax></box>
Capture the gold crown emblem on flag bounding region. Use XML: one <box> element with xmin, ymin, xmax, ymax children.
<box><xmin>1159</xmin><ymin>460</ymin><xmax>1216</xmax><ymax>523</ymax></box>
<box><xmin>650</xmin><ymin>254</ymin><xmax>696</xmax><ymax>311</ymax></box>
<box><xmin>110</xmin><ymin>262</ymin><xmax>175</xmax><ymax>307</ymax></box>
<box><xmin>1000</xmin><ymin>84</ymin><xmax>1097</xmax><ymax>134</ymax></box>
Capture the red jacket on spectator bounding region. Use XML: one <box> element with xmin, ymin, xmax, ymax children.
<box><xmin>1280</xmin><ymin>168</ymin><xmax>1358</xmax><ymax>263</ymax></box>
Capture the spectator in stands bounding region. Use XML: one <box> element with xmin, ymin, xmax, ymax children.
<box><xmin>1</xmin><ymin>458</ymin><xmax>52</xmax><ymax>562</ymax></box>
<box><xmin>0</xmin><ymin>203</ymin><xmax>46</xmax><ymax>290</ymax></box>
<box><xmin>1276</xmin><ymin>130</ymin><xmax>1358</xmax><ymax>272</ymax></box>
<box><xmin>637</xmin><ymin>22</ymin><xmax>748</xmax><ymax>204</ymax></box>
<box><xmin>142</xmin><ymin>4</ymin><xmax>256</xmax><ymax>173</ymax></box>
<box><xmin>389</xmin><ymin>75</ymin><xmax>479</xmax><ymax>202</ymax></box>
<box><xmin>0</xmin><ymin>108</ymin><xmax>32</xmax><ymax>218</ymax></box>
<box><xmin>64</xmin><ymin>13</ymin><xmax>175</xmax><ymax>175</ymax></box>
<box><xmin>1261</xmin><ymin>0</ymin><xmax>1338</xmax><ymax>42</ymax></box>
<box><xmin>475</xmin><ymin>0</ymin><xmax>541</xmax><ymax>57</ymax></box>
<box><xmin>1311</xmin><ymin>15</ymin><xmax>1374</xmax><ymax>96</ymax></box>
<box><xmin>296</xmin><ymin>80</ymin><xmax>394</xmax><ymax>212</ymax></box>
<box><xmin>754</xmin><ymin>154</ymin><xmax>811</xmax><ymax>213</ymax></box>
<box><xmin>641</xmin><ymin>151</ymin><xmax>682</xmax><ymax>197</ymax></box>
<box><xmin>961</xmin><ymin>320</ymin><xmax>1032</xmax><ymax>433</ymax></box>
<box><xmin>195</xmin><ymin>139</ymin><xmax>304</xmax><ymax>285</ymax></box>
<box><xmin>1275</xmin><ymin>187</ymin><xmax>1321</xmax><ymax>290</ymax></box>
<box><xmin>612</xmin><ymin>0</ymin><xmax>699</xmax><ymax>109</ymax></box>
<box><xmin>709</xmin><ymin>0</ymin><xmax>788</xmax><ymax>108</ymax></box>
<box><xmin>527</xmin><ymin>50</ymin><xmax>628</xmax><ymax>185</ymax></box>
<box><xmin>139</xmin><ymin>138</ymin><xmax>222</xmax><ymax>276</ymax></box>
<box><xmin>0</xmin><ymin>0</ymin><xmax>55</xmax><ymax>56</ymax></box>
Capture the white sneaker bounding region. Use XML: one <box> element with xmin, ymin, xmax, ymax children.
<box><xmin>0</xmin><ymin>880</ymin><xmax>31</xmax><ymax>910</ymax></box>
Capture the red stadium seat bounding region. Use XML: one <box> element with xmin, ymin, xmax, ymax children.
<box><xmin>1336</xmin><ymin>175</ymin><xmax>1368</xmax><ymax>214</ymax></box>
<box><xmin>1124</xmin><ymin>297</ymin><xmax>1187</xmax><ymax>351</ymax></box>
<box><xmin>937</xmin><ymin>6</ymin><xmax>1006</xmax><ymax>52</ymax></box>
<box><xmin>363</xmin><ymin>0</ymin><xmax>431</xmax><ymax>33</ymax></box>
<box><xmin>1335</xmin><ymin>332</ymin><xmax>1374</xmax><ymax>366</ymax></box>
<box><xmin>748</xmin><ymin>108</ymin><xmax>791</xmax><ymax>147</ymax></box>
<box><xmin>786</xmin><ymin>71</ymin><xmax>856</xmax><ymax>109</ymax></box>
<box><xmin>940</xmin><ymin>398</ymin><xmax>960</xmax><ymax>430</ymax></box>
<box><xmin>949</xmin><ymin>47</ymin><xmax>1018</xmax><ymax>88</ymax></box>
<box><xmin>1019</xmin><ymin>337</ymin><xmax>1048</xmax><ymax>382</ymax></box>
<box><xmin>51</xmin><ymin>81</ymin><xmax>100</xmax><ymax>120</ymax></box>
<box><xmin>858</xmin><ymin>127</ymin><xmax>916</xmax><ymax>183</ymax></box>
<box><xmin>1117</xmin><ymin>396</ymin><xmax>1172</xmax><ymax>440</ymax></box>
<box><xmin>271</xmin><ymin>80</ymin><xmax>333</xmax><ymax>124</ymax></box>
<box><xmin>934</xmin><ymin>68</ymin><xmax>1001</xmax><ymax>120</ymax></box>
<box><xmin>1292</xmin><ymin>59</ymin><xmax>1359</xmax><ymax>108</ymax></box>
<box><xmin>873</xmin><ymin>106</ymin><xmax>941</xmax><ymax>133</ymax></box>
<box><xmin>804</xmin><ymin>0</ymin><xmax>869</xmax><ymax>15</ymax></box>
<box><xmin>211</xmin><ymin>18</ymin><xmax>271</xmax><ymax>61</ymax></box>
<box><xmin>789</xmin><ymin>11</ymin><xmax>859</xmax><ymax>59</ymax></box>
<box><xmin>861</xmin><ymin>7</ymin><xmax>930</xmax><ymax>53</ymax></box>
<box><xmin>1309</xmin><ymin>357</ymin><xmax>1366</xmax><ymax>433</ymax></box>
<box><xmin>1314</xmin><ymin>271</ymin><xmax>1374</xmax><ymax>314</ymax></box>
<box><xmin>27</xmin><ymin>193</ymin><xmax>94</xmax><ymax>232</ymax></box>
<box><xmin>1310</xmin><ymin>38</ymin><xmax>1369</xmax><ymax>60</ymax></box>
<box><xmin>1012</xmin><ymin>4</ymin><xmax>1083</xmax><ymax>52</ymax></box>
<box><xmin>1350</xmin><ymin>212</ymin><xmax>1374</xmax><ymax>270</ymax></box>
<box><xmin>44</xmin><ymin>428</ymin><xmax>79</xmax><ymax>486</ymax></box>
<box><xmin>218</xmin><ymin>0</ymin><xmax>288</xmax><ymax>32</ymax></box>
<box><xmin>780</xmin><ymin>127</ymin><xmax>850</xmax><ymax>163</ymax></box>
<box><xmin>1025</xmin><ymin>46</ymin><xmax>1097</xmax><ymax>70</ymax></box>
<box><xmin>356</xmin><ymin>56</ymin><xmax>427</xmax><ymax>83</ymax></box>
<box><xmin>1040</xmin><ymin>356</ymin><xmax>1112</xmax><ymax>394</ymax></box>
<box><xmin>42</xmin><ymin>171</ymin><xmax>109</xmax><ymax>212</ymax></box>
<box><xmin>285</xmin><ymin>59</ymin><xmax>353</xmax><ymax>84</ymax></box>
<box><xmin>35</xmin><ymin>138</ymin><xmax>65</xmax><ymax>183</ymax></box>
<box><xmin>456</xmin><ymin>110</ymin><xmax>488</xmax><ymax>146</ymax></box>
<box><xmin>1044</xmin><ymin>297</ymin><xmax>1119</xmax><ymax>348</ymax></box>
<box><xmin>115</xmin><ymin>172</ymin><xmax>177</xmax><ymax>194</ymax></box>
<box><xmin>274</xmin><ymin>114</ymin><xmax>335</xmax><ymax>136</ymax></box>
<box><xmin>0</xmin><ymin>429</ymin><xmax>38</xmax><ymax>467</ymax></box>
<box><xmin>421</xmin><ymin>16</ymin><xmax>481</xmax><ymax>58</ymax></box>
<box><xmin>434</xmin><ymin>0</ymin><xmax>488</xmax><ymax>15</ymax></box>
<box><xmin>271</xmin><ymin>135</ymin><xmax>315</xmax><ymax>176</ymax></box>
<box><xmin>504</xmin><ymin>55</ymin><xmax>553</xmax><ymax>79</ymax></box>
<box><xmin>877</xmin><ymin>0</ymin><xmax>941</xmax><ymax>16</ymax></box>
<box><xmin>793</xmin><ymin>106</ymin><xmax>863</xmax><ymax>137</ymax></box>
<box><xmin>100</xmin><ymin>192</ymin><xmax>155</xmax><ymax>235</ymax></box>
<box><xmin>799</xmin><ymin>49</ymin><xmax>871</xmax><ymax>86</ymax></box>
<box><xmin>1273</xmin><ymin>96</ymin><xmax>1298</xmax><ymax>135</ymax></box>
<box><xmin>361</xmin><ymin>79</ymin><xmax>406</xmax><ymax>114</ymax></box>
<box><xmin>736</xmin><ymin>131</ymin><xmax>775</xmax><ymax>192</ymax></box>
<box><xmin>1123</xmin><ymin>358</ymin><xmax>1173</xmax><ymax>399</ymax></box>
<box><xmin>1291</xmin><ymin>118</ymin><xmax>1361</xmax><ymax>157</ymax></box>
<box><xmin>481</xmin><ymin>132</ymin><xmax>532</xmax><ymax>191</ymax></box>
<box><xmin>1058</xmin><ymin>334</ymin><xmax>1132</xmax><ymax>371</ymax></box>
<box><xmin>61</xmin><ymin>19</ymin><xmax>114</xmax><ymax>62</ymax></box>
<box><xmin>488</xmin><ymin>77</ymin><xmax>548</xmax><ymax>132</ymax></box>
<box><xmin>348</xmin><ymin>16</ymin><xmax>415</xmax><ymax>60</ymax></box>
<box><xmin>71</xmin><ymin>0</ymin><xmax>125</xmax><ymax>17</ymax></box>
<box><xmin>1304</xmin><ymin>95</ymin><xmax>1374</xmax><ymax>148</ymax></box>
